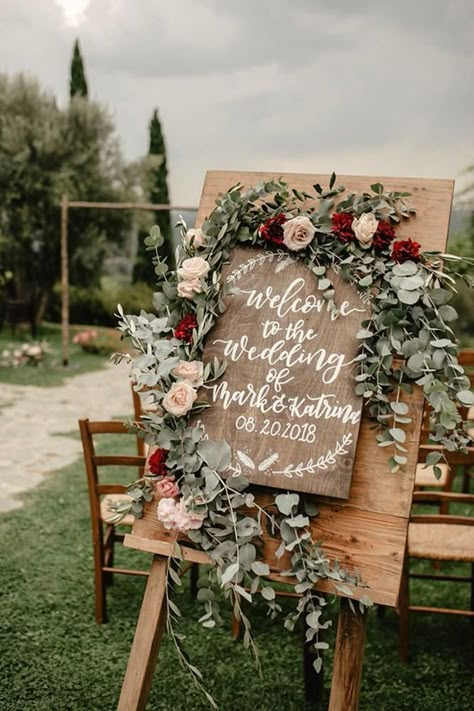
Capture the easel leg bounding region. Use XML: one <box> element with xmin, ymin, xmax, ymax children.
<box><xmin>328</xmin><ymin>598</ymin><xmax>368</xmax><ymax>711</ymax></box>
<box><xmin>117</xmin><ymin>555</ymin><xmax>168</xmax><ymax>711</ymax></box>
<box><xmin>398</xmin><ymin>549</ymin><xmax>409</xmax><ymax>663</ymax></box>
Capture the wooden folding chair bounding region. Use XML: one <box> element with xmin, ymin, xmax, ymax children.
<box><xmin>415</xmin><ymin>445</ymin><xmax>456</xmax><ymax>514</ymax></box>
<box><xmin>79</xmin><ymin>418</ymin><xmax>149</xmax><ymax>624</ymax></box>
<box><xmin>398</xmin><ymin>490</ymin><xmax>474</xmax><ymax>662</ymax></box>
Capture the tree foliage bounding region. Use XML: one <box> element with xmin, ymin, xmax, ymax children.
<box><xmin>69</xmin><ymin>38</ymin><xmax>88</xmax><ymax>99</ymax></box>
<box><xmin>133</xmin><ymin>109</ymin><xmax>174</xmax><ymax>282</ymax></box>
<box><xmin>0</xmin><ymin>73</ymin><xmax>133</xmax><ymax>324</ymax></box>
<box><xmin>448</xmin><ymin>210</ymin><xmax>474</xmax><ymax>345</ymax></box>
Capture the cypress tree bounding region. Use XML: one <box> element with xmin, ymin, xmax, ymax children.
<box><xmin>70</xmin><ymin>39</ymin><xmax>88</xmax><ymax>98</ymax></box>
<box><xmin>134</xmin><ymin>109</ymin><xmax>174</xmax><ymax>282</ymax></box>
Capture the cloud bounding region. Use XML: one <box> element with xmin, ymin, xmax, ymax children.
<box><xmin>0</xmin><ymin>0</ymin><xmax>472</xmax><ymax>203</ymax></box>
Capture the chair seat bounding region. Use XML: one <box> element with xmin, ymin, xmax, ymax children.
<box><xmin>415</xmin><ymin>463</ymin><xmax>449</xmax><ymax>488</ymax></box>
<box><xmin>100</xmin><ymin>494</ymin><xmax>135</xmax><ymax>527</ymax></box>
<box><xmin>408</xmin><ymin>523</ymin><xmax>474</xmax><ymax>562</ymax></box>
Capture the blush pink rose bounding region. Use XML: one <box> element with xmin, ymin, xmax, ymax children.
<box><xmin>172</xmin><ymin>360</ymin><xmax>204</xmax><ymax>387</ymax></box>
<box><xmin>186</xmin><ymin>228</ymin><xmax>205</xmax><ymax>249</ymax></box>
<box><xmin>177</xmin><ymin>256</ymin><xmax>210</xmax><ymax>281</ymax></box>
<box><xmin>162</xmin><ymin>380</ymin><xmax>197</xmax><ymax>416</ymax></box>
<box><xmin>177</xmin><ymin>278</ymin><xmax>202</xmax><ymax>299</ymax></box>
<box><xmin>155</xmin><ymin>478</ymin><xmax>180</xmax><ymax>498</ymax></box>
<box><xmin>352</xmin><ymin>213</ymin><xmax>378</xmax><ymax>248</ymax></box>
<box><xmin>282</xmin><ymin>215</ymin><xmax>316</xmax><ymax>251</ymax></box>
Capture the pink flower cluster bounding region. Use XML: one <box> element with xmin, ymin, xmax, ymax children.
<box><xmin>73</xmin><ymin>329</ymin><xmax>98</xmax><ymax>345</ymax></box>
<box><xmin>157</xmin><ymin>497</ymin><xmax>204</xmax><ymax>533</ymax></box>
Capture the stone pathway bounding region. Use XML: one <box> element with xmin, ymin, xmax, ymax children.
<box><xmin>0</xmin><ymin>362</ymin><xmax>132</xmax><ymax>513</ymax></box>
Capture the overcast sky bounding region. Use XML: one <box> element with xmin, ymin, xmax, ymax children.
<box><xmin>1</xmin><ymin>0</ymin><xmax>473</xmax><ymax>204</ymax></box>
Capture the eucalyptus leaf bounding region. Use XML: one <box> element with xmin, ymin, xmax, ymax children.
<box><xmin>275</xmin><ymin>493</ymin><xmax>299</xmax><ymax>515</ymax></box>
<box><xmin>398</xmin><ymin>288</ymin><xmax>420</xmax><ymax>305</ymax></box>
<box><xmin>251</xmin><ymin>561</ymin><xmax>270</xmax><ymax>576</ymax></box>
<box><xmin>457</xmin><ymin>390</ymin><xmax>474</xmax><ymax>406</ymax></box>
<box><xmin>198</xmin><ymin>439</ymin><xmax>232</xmax><ymax>472</ymax></box>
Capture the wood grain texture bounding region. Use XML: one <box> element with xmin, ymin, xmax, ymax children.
<box><xmin>117</xmin><ymin>555</ymin><xmax>168</xmax><ymax>711</ymax></box>
<box><xmin>328</xmin><ymin>597</ymin><xmax>368</xmax><ymax>711</ymax></box>
<box><xmin>196</xmin><ymin>171</ymin><xmax>453</xmax><ymax>253</ymax></box>
<box><xmin>198</xmin><ymin>245</ymin><xmax>367</xmax><ymax>498</ymax></box>
<box><xmin>125</xmin><ymin>170</ymin><xmax>453</xmax><ymax>608</ymax></box>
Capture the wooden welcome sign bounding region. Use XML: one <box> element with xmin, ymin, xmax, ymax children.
<box><xmin>199</xmin><ymin>248</ymin><xmax>367</xmax><ymax>498</ymax></box>
<box><xmin>119</xmin><ymin>171</ymin><xmax>454</xmax><ymax>711</ymax></box>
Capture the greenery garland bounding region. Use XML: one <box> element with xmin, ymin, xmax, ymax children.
<box><xmin>111</xmin><ymin>175</ymin><xmax>473</xmax><ymax>707</ymax></box>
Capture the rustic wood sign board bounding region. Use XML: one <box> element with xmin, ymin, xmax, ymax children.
<box><xmin>198</xmin><ymin>251</ymin><xmax>367</xmax><ymax>499</ymax></box>
<box><xmin>126</xmin><ymin>170</ymin><xmax>454</xmax><ymax>610</ymax></box>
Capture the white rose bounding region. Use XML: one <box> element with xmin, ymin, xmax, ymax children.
<box><xmin>186</xmin><ymin>228</ymin><xmax>205</xmax><ymax>249</ymax></box>
<box><xmin>177</xmin><ymin>278</ymin><xmax>202</xmax><ymax>299</ymax></box>
<box><xmin>177</xmin><ymin>257</ymin><xmax>210</xmax><ymax>281</ymax></box>
<box><xmin>282</xmin><ymin>215</ymin><xmax>316</xmax><ymax>251</ymax></box>
<box><xmin>162</xmin><ymin>380</ymin><xmax>197</xmax><ymax>417</ymax></box>
<box><xmin>172</xmin><ymin>360</ymin><xmax>204</xmax><ymax>387</ymax></box>
<box><xmin>352</xmin><ymin>213</ymin><xmax>378</xmax><ymax>248</ymax></box>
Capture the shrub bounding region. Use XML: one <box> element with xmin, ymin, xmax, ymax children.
<box><xmin>1</xmin><ymin>340</ymin><xmax>50</xmax><ymax>367</ymax></box>
<box><xmin>72</xmin><ymin>327</ymin><xmax>124</xmax><ymax>356</ymax></box>
<box><xmin>47</xmin><ymin>281</ymin><xmax>154</xmax><ymax>328</ymax></box>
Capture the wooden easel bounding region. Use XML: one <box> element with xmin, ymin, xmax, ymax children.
<box><xmin>117</xmin><ymin>171</ymin><xmax>454</xmax><ymax>710</ymax></box>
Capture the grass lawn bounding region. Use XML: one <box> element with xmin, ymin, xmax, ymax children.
<box><xmin>0</xmin><ymin>323</ymin><xmax>112</xmax><ymax>387</ymax></box>
<box><xmin>0</xmin><ymin>434</ymin><xmax>473</xmax><ymax>711</ymax></box>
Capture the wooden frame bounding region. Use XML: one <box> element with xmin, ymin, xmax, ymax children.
<box><xmin>116</xmin><ymin>170</ymin><xmax>454</xmax><ymax>710</ymax></box>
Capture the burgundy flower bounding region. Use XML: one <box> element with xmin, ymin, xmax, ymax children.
<box><xmin>391</xmin><ymin>238</ymin><xmax>421</xmax><ymax>264</ymax></box>
<box><xmin>259</xmin><ymin>213</ymin><xmax>286</xmax><ymax>245</ymax></box>
<box><xmin>148</xmin><ymin>448</ymin><xmax>169</xmax><ymax>477</ymax></box>
<box><xmin>373</xmin><ymin>220</ymin><xmax>396</xmax><ymax>250</ymax></box>
<box><xmin>331</xmin><ymin>212</ymin><xmax>354</xmax><ymax>242</ymax></box>
<box><xmin>174</xmin><ymin>314</ymin><xmax>198</xmax><ymax>343</ymax></box>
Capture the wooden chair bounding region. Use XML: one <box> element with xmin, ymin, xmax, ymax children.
<box><xmin>415</xmin><ymin>445</ymin><xmax>455</xmax><ymax>513</ymax></box>
<box><xmin>398</xmin><ymin>490</ymin><xmax>474</xmax><ymax>662</ymax></box>
<box><xmin>79</xmin><ymin>418</ymin><xmax>149</xmax><ymax>624</ymax></box>
<box><xmin>459</xmin><ymin>348</ymin><xmax>474</xmax><ymax>369</ymax></box>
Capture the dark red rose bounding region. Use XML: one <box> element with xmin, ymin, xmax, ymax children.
<box><xmin>148</xmin><ymin>448</ymin><xmax>169</xmax><ymax>476</ymax></box>
<box><xmin>391</xmin><ymin>238</ymin><xmax>421</xmax><ymax>264</ymax></box>
<box><xmin>331</xmin><ymin>212</ymin><xmax>354</xmax><ymax>242</ymax></box>
<box><xmin>373</xmin><ymin>220</ymin><xmax>396</xmax><ymax>250</ymax></box>
<box><xmin>174</xmin><ymin>314</ymin><xmax>198</xmax><ymax>343</ymax></box>
<box><xmin>258</xmin><ymin>213</ymin><xmax>286</xmax><ymax>245</ymax></box>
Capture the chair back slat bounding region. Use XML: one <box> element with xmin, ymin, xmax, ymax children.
<box><xmin>96</xmin><ymin>484</ymin><xmax>128</xmax><ymax>495</ymax></box>
<box><xmin>412</xmin><ymin>491</ymin><xmax>474</xmax><ymax>505</ymax></box>
<box><xmin>411</xmin><ymin>490</ymin><xmax>473</xmax><ymax>527</ymax></box>
<box><xmin>93</xmin><ymin>455</ymin><xmax>147</xmax><ymax>467</ymax></box>
<box><xmin>417</xmin><ymin>444</ymin><xmax>474</xmax><ymax>467</ymax></box>
<box><xmin>87</xmin><ymin>420</ymin><xmax>130</xmax><ymax>434</ymax></box>
<box><xmin>410</xmin><ymin>514</ymin><xmax>474</xmax><ymax>526</ymax></box>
